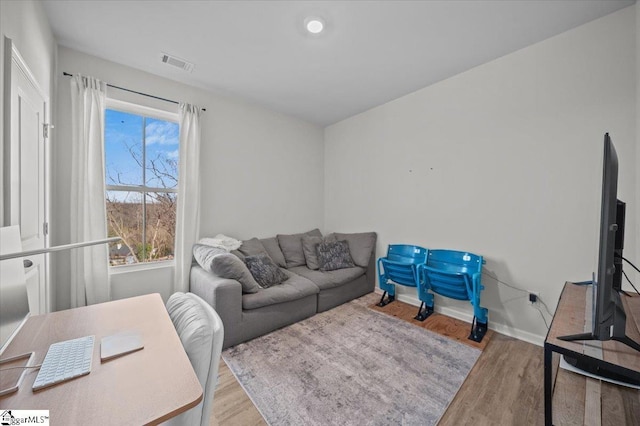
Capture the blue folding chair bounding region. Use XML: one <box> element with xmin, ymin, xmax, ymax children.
<box><xmin>417</xmin><ymin>249</ymin><xmax>489</xmax><ymax>342</ymax></box>
<box><xmin>377</xmin><ymin>244</ymin><xmax>428</xmax><ymax>319</ymax></box>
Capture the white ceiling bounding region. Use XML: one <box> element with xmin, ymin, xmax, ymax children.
<box><xmin>42</xmin><ymin>0</ymin><xmax>635</xmax><ymax>126</ymax></box>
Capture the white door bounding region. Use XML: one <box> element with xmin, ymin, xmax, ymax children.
<box><xmin>6</xmin><ymin>40</ymin><xmax>49</xmax><ymax>315</ymax></box>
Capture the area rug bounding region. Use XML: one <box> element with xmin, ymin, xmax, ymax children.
<box><xmin>222</xmin><ymin>295</ymin><xmax>481</xmax><ymax>425</ymax></box>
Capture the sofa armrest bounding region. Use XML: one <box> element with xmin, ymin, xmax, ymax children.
<box><xmin>190</xmin><ymin>264</ymin><xmax>242</xmax><ymax>346</ymax></box>
<box><xmin>365</xmin><ymin>233</ymin><xmax>377</xmax><ymax>290</ymax></box>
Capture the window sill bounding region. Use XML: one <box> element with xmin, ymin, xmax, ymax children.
<box><xmin>109</xmin><ymin>260</ymin><xmax>175</xmax><ymax>275</ymax></box>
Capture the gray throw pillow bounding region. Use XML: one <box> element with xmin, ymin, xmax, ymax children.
<box><xmin>260</xmin><ymin>237</ymin><xmax>287</xmax><ymax>268</ymax></box>
<box><xmin>244</xmin><ymin>254</ymin><xmax>289</xmax><ymax>288</ymax></box>
<box><xmin>238</xmin><ymin>238</ymin><xmax>270</xmax><ymax>258</ymax></box>
<box><xmin>209</xmin><ymin>253</ymin><xmax>262</xmax><ymax>294</ymax></box>
<box><xmin>316</xmin><ymin>240</ymin><xmax>356</xmax><ymax>272</ymax></box>
<box><xmin>277</xmin><ymin>229</ymin><xmax>322</xmax><ymax>268</ymax></box>
<box><xmin>192</xmin><ymin>244</ymin><xmax>228</xmax><ymax>271</ymax></box>
<box><xmin>301</xmin><ymin>235</ymin><xmax>323</xmax><ymax>270</ymax></box>
<box><xmin>334</xmin><ymin>232</ymin><xmax>377</xmax><ymax>267</ymax></box>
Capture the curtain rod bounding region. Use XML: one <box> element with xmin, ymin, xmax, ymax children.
<box><xmin>63</xmin><ymin>72</ymin><xmax>206</xmax><ymax>111</ymax></box>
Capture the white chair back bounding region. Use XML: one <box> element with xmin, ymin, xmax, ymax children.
<box><xmin>165</xmin><ymin>292</ymin><xmax>224</xmax><ymax>426</ymax></box>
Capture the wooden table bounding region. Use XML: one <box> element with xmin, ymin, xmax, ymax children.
<box><xmin>0</xmin><ymin>293</ymin><xmax>203</xmax><ymax>425</ymax></box>
<box><xmin>544</xmin><ymin>282</ymin><xmax>640</xmax><ymax>425</ymax></box>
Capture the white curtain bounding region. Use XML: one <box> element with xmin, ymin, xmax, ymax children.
<box><xmin>174</xmin><ymin>103</ymin><xmax>202</xmax><ymax>292</ymax></box>
<box><xmin>69</xmin><ymin>75</ymin><xmax>110</xmax><ymax>306</ymax></box>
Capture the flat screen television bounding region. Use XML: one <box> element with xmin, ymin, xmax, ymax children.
<box><xmin>558</xmin><ymin>133</ymin><xmax>640</xmax><ymax>385</ymax></box>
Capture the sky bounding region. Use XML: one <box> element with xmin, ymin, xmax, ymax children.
<box><xmin>104</xmin><ymin>109</ymin><xmax>179</xmax><ymax>195</ymax></box>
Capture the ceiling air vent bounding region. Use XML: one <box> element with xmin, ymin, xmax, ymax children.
<box><xmin>161</xmin><ymin>53</ymin><xmax>195</xmax><ymax>72</ymax></box>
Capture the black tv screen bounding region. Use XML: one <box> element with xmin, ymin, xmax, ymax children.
<box><xmin>560</xmin><ymin>133</ymin><xmax>639</xmax><ymax>355</ymax></box>
<box><xmin>593</xmin><ymin>133</ymin><xmax>620</xmax><ymax>339</ymax></box>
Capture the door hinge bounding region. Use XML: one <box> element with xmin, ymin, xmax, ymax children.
<box><xmin>43</xmin><ymin>222</ymin><xmax>49</xmax><ymax>236</ymax></box>
<box><xmin>43</xmin><ymin>123</ymin><xmax>54</xmax><ymax>139</ymax></box>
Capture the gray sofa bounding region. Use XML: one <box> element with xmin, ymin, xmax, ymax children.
<box><xmin>190</xmin><ymin>230</ymin><xmax>376</xmax><ymax>349</ymax></box>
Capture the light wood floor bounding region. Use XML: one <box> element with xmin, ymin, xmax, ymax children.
<box><xmin>368</xmin><ymin>297</ymin><xmax>494</xmax><ymax>351</ymax></box>
<box><xmin>438</xmin><ymin>332</ymin><xmax>544</xmax><ymax>425</ymax></box>
<box><xmin>211</xmin><ymin>359</ymin><xmax>266</xmax><ymax>426</ymax></box>
<box><xmin>210</xmin><ymin>298</ymin><xmax>639</xmax><ymax>425</ymax></box>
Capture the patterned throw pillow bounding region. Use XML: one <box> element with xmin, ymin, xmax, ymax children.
<box><xmin>244</xmin><ymin>254</ymin><xmax>289</xmax><ymax>288</ymax></box>
<box><xmin>316</xmin><ymin>240</ymin><xmax>355</xmax><ymax>272</ymax></box>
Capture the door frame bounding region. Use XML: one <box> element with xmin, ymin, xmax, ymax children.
<box><xmin>3</xmin><ymin>37</ymin><xmax>51</xmax><ymax>313</ymax></box>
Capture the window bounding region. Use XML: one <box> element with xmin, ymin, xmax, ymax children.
<box><xmin>104</xmin><ymin>100</ymin><xmax>179</xmax><ymax>266</ymax></box>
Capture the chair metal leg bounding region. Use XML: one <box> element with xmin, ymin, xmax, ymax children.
<box><xmin>468</xmin><ymin>316</ymin><xmax>488</xmax><ymax>343</ymax></box>
<box><xmin>414</xmin><ymin>302</ymin><xmax>434</xmax><ymax>321</ymax></box>
<box><xmin>377</xmin><ymin>292</ymin><xmax>395</xmax><ymax>307</ymax></box>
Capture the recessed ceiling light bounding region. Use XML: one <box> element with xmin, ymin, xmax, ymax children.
<box><xmin>305</xmin><ymin>17</ymin><xmax>325</xmax><ymax>34</ymax></box>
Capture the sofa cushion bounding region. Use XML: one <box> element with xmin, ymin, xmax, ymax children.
<box><xmin>288</xmin><ymin>266</ymin><xmax>366</xmax><ymax>291</ymax></box>
<box><xmin>192</xmin><ymin>244</ymin><xmax>228</xmax><ymax>271</ymax></box>
<box><xmin>277</xmin><ymin>229</ymin><xmax>322</xmax><ymax>268</ymax></box>
<box><xmin>334</xmin><ymin>232</ymin><xmax>376</xmax><ymax>267</ymax></box>
<box><xmin>206</xmin><ymin>252</ymin><xmax>262</xmax><ymax>294</ymax></box>
<box><xmin>238</xmin><ymin>238</ymin><xmax>269</xmax><ymax>258</ymax></box>
<box><xmin>242</xmin><ymin>270</ymin><xmax>319</xmax><ymax>310</ymax></box>
<box><xmin>317</xmin><ymin>240</ymin><xmax>355</xmax><ymax>271</ymax></box>
<box><xmin>301</xmin><ymin>235</ymin><xmax>323</xmax><ymax>270</ymax></box>
<box><xmin>259</xmin><ymin>237</ymin><xmax>287</xmax><ymax>268</ymax></box>
<box><xmin>244</xmin><ymin>254</ymin><xmax>288</xmax><ymax>288</ymax></box>
<box><xmin>324</xmin><ymin>233</ymin><xmax>337</xmax><ymax>243</ymax></box>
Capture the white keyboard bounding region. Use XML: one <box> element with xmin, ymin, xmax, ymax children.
<box><xmin>32</xmin><ymin>336</ymin><xmax>94</xmax><ymax>391</ymax></box>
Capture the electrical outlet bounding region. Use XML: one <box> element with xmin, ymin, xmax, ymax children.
<box><xmin>528</xmin><ymin>291</ymin><xmax>540</xmax><ymax>305</ymax></box>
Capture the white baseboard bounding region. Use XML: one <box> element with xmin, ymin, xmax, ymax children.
<box><xmin>373</xmin><ymin>289</ymin><xmax>545</xmax><ymax>347</ymax></box>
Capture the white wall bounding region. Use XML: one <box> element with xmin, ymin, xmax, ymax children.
<box><xmin>0</xmin><ymin>0</ymin><xmax>56</xmax><ymax>225</ymax></box>
<box><xmin>6</xmin><ymin>3</ymin><xmax>635</xmax><ymax>343</ymax></box>
<box><xmin>53</xmin><ymin>47</ymin><xmax>324</xmax><ymax>308</ymax></box>
<box><xmin>324</xmin><ymin>6</ymin><xmax>637</xmax><ymax>345</ymax></box>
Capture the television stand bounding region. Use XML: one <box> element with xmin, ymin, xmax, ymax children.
<box><xmin>544</xmin><ymin>282</ymin><xmax>640</xmax><ymax>426</ymax></box>
<box><xmin>562</xmin><ymin>355</ymin><xmax>640</xmax><ymax>388</ymax></box>
<box><xmin>557</xmin><ymin>284</ymin><xmax>640</xmax><ymax>353</ymax></box>
<box><xmin>558</xmin><ymin>332</ymin><xmax>640</xmax><ymax>353</ymax></box>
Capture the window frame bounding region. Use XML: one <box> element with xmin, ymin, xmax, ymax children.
<box><xmin>104</xmin><ymin>98</ymin><xmax>180</xmax><ymax>269</ymax></box>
